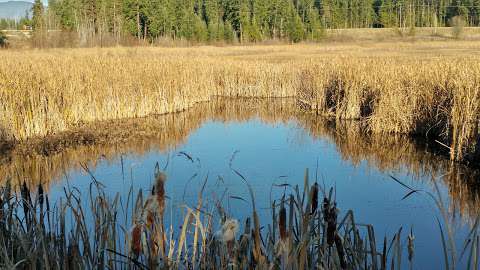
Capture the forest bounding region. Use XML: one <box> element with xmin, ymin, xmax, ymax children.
<box><xmin>3</xmin><ymin>0</ymin><xmax>478</xmax><ymax>45</ymax></box>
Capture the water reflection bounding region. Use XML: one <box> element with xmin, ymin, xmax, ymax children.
<box><xmin>0</xmin><ymin>97</ymin><xmax>479</xmax><ymax>220</ymax></box>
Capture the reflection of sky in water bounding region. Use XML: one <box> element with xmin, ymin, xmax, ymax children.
<box><xmin>49</xmin><ymin>118</ymin><xmax>469</xmax><ymax>270</ymax></box>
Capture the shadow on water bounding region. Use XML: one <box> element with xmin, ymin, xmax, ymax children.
<box><xmin>0</xmin><ymin>124</ymin><xmax>14</xmax><ymax>161</ymax></box>
<box><xmin>0</xmin><ymin>97</ymin><xmax>479</xmax><ymax>219</ymax></box>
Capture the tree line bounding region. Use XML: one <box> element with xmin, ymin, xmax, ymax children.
<box><xmin>25</xmin><ymin>0</ymin><xmax>480</xmax><ymax>44</ymax></box>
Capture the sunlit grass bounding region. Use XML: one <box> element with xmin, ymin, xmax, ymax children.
<box><xmin>0</xmin><ymin>42</ymin><xmax>479</xmax><ymax>163</ymax></box>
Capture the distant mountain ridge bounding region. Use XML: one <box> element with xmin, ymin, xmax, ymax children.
<box><xmin>0</xmin><ymin>1</ymin><xmax>32</xmax><ymax>20</ymax></box>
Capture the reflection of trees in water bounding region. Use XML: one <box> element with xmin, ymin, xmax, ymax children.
<box><xmin>0</xmin><ymin>98</ymin><xmax>479</xmax><ymax>219</ymax></box>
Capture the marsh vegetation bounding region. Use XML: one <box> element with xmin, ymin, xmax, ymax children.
<box><xmin>1</xmin><ymin>41</ymin><xmax>479</xmax><ymax>165</ymax></box>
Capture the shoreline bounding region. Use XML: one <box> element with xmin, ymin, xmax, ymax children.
<box><xmin>0</xmin><ymin>96</ymin><xmax>480</xmax><ymax>170</ymax></box>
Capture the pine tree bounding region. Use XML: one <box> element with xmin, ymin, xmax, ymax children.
<box><xmin>287</xmin><ymin>5</ymin><xmax>304</xmax><ymax>42</ymax></box>
<box><xmin>53</xmin><ymin>0</ymin><xmax>76</xmax><ymax>30</ymax></box>
<box><xmin>193</xmin><ymin>14</ymin><xmax>208</xmax><ymax>41</ymax></box>
<box><xmin>223</xmin><ymin>19</ymin><xmax>235</xmax><ymax>41</ymax></box>
<box><xmin>305</xmin><ymin>7</ymin><xmax>323</xmax><ymax>40</ymax></box>
<box><xmin>253</xmin><ymin>0</ymin><xmax>269</xmax><ymax>37</ymax></box>
<box><xmin>32</xmin><ymin>0</ymin><xmax>45</xmax><ymax>31</ymax></box>
<box><xmin>379</xmin><ymin>0</ymin><xmax>395</xmax><ymax>27</ymax></box>
<box><xmin>32</xmin><ymin>0</ymin><xmax>46</xmax><ymax>47</ymax></box>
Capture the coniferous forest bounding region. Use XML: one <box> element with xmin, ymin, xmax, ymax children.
<box><xmin>16</xmin><ymin>0</ymin><xmax>480</xmax><ymax>44</ymax></box>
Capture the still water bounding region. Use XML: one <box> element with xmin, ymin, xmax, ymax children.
<box><xmin>2</xmin><ymin>98</ymin><xmax>479</xmax><ymax>269</ymax></box>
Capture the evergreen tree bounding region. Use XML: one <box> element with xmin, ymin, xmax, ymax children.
<box><xmin>32</xmin><ymin>0</ymin><xmax>45</xmax><ymax>31</ymax></box>
<box><xmin>53</xmin><ymin>0</ymin><xmax>76</xmax><ymax>30</ymax></box>
<box><xmin>379</xmin><ymin>0</ymin><xmax>395</xmax><ymax>27</ymax></box>
<box><xmin>32</xmin><ymin>0</ymin><xmax>46</xmax><ymax>47</ymax></box>
<box><xmin>287</xmin><ymin>5</ymin><xmax>304</xmax><ymax>42</ymax></box>
<box><xmin>305</xmin><ymin>6</ymin><xmax>323</xmax><ymax>39</ymax></box>
<box><xmin>193</xmin><ymin>14</ymin><xmax>208</xmax><ymax>41</ymax></box>
<box><xmin>18</xmin><ymin>0</ymin><xmax>480</xmax><ymax>45</ymax></box>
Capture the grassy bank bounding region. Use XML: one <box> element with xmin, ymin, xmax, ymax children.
<box><xmin>0</xmin><ymin>42</ymin><xmax>479</xmax><ymax>163</ymax></box>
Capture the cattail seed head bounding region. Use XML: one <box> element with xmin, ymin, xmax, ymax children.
<box><xmin>130</xmin><ymin>224</ymin><xmax>143</xmax><ymax>257</ymax></box>
<box><xmin>408</xmin><ymin>229</ymin><xmax>415</xmax><ymax>262</ymax></box>
<box><xmin>279</xmin><ymin>202</ymin><xmax>287</xmax><ymax>240</ymax></box>
<box><xmin>220</xmin><ymin>218</ymin><xmax>239</xmax><ymax>243</ymax></box>
<box><xmin>154</xmin><ymin>171</ymin><xmax>166</xmax><ymax>216</ymax></box>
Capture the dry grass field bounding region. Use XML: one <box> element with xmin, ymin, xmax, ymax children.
<box><xmin>0</xmin><ymin>40</ymin><xmax>479</xmax><ymax>163</ymax></box>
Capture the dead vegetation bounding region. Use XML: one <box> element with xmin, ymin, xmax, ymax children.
<box><xmin>0</xmin><ymin>42</ymin><xmax>479</xmax><ymax>164</ymax></box>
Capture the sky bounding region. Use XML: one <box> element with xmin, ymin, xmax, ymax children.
<box><xmin>0</xmin><ymin>0</ymin><xmax>47</xmax><ymax>3</ymax></box>
<box><xmin>0</xmin><ymin>0</ymin><xmax>48</xmax><ymax>5</ymax></box>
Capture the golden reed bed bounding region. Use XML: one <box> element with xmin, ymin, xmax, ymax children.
<box><xmin>0</xmin><ymin>41</ymin><xmax>479</xmax><ymax>163</ymax></box>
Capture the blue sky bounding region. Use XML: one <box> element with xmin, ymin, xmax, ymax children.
<box><xmin>0</xmin><ymin>0</ymin><xmax>48</xmax><ymax>5</ymax></box>
<box><xmin>0</xmin><ymin>0</ymin><xmax>47</xmax><ymax>3</ymax></box>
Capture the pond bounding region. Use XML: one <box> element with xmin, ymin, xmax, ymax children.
<box><xmin>1</xmin><ymin>98</ymin><xmax>479</xmax><ymax>269</ymax></box>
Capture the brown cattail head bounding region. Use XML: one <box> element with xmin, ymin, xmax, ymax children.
<box><xmin>408</xmin><ymin>229</ymin><xmax>415</xmax><ymax>262</ymax></box>
<box><xmin>154</xmin><ymin>171</ymin><xmax>167</xmax><ymax>216</ymax></box>
<box><xmin>67</xmin><ymin>243</ymin><xmax>80</xmax><ymax>269</ymax></box>
<box><xmin>310</xmin><ymin>183</ymin><xmax>319</xmax><ymax>215</ymax></box>
<box><xmin>143</xmin><ymin>197</ymin><xmax>159</xmax><ymax>228</ymax></box>
<box><xmin>324</xmin><ymin>197</ymin><xmax>337</xmax><ymax>247</ymax></box>
<box><xmin>279</xmin><ymin>201</ymin><xmax>287</xmax><ymax>241</ymax></box>
<box><xmin>335</xmin><ymin>233</ymin><xmax>347</xmax><ymax>269</ymax></box>
<box><xmin>130</xmin><ymin>224</ymin><xmax>143</xmax><ymax>257</ymax></box>
<box><xmin>323</xmin><ymin>197</ymin><xmax>330</xmax><ymax>220</ymax></box>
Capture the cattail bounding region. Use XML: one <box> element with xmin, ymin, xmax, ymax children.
<box><xmin>216</xmin><ymin>218</ymin><xmax>239</xmax><ymax>259</ymax></box>
<box><xmin>288</xmin><ymin>194</ymin><xmax>294</xmax><ymax>232</ymax></box>
<box><xmin>252</xmin><ymin>210</ymin><xmax>265</xmax><ymax>265</ymax></box>
<box><xmin>244</xmin><ymin>217</ymin><xmax>251</xmax><ymax>235</ymax></box>
<box><xmin>67</xmin><ymin>243</ymin><xmax>79</xmax><ymax>269</ymax></box>
<box><xmin>275</xmin><ymin>200</ymin><xmax>291</xmax><ymax>259</ymax></box>
<box><xmin>154</xmin><ymin>172</ymin><xmax>167</xmax><ymax>256</ymax></box>
<box><xmin>218</xmin><ymin>218</ymin><xmax>239</xmax><ymax>243</ymax></box>
<box><xmin>142</xmin><ymin>197</ymin><xmax>159</xmax><ymax>226</ymax></box>
<box><xmin>130</xmin><ymin>224</ymin><xmax>143</xmax><ymax>258</ymax></box>
<box><xmin>323</xmin><ymin>198</ymin><xmax>337</xmax><ymax>247</ymax></box>
<box><xmin>279</xmin><ymin>202</ymin><xmax>287</xmax><ymax>241</ymax></box>
<box><xmin>408</xmin><ymin>229</ymin><xmax>415</xmax><ymax>263</ymax></box>
<box><xmin>310</xmin><ymin>183</ymin><xmax>319</xmax><ymax>215</ymax></box>
<box><xmin>154</xmin><ymin>171</ymin><xmax>167</xmax><ymax>216</ymax></box>
<box><xmin>335</xmin><ymin>233</ymin><xmax>347</xmax><ymax>269</ymax></box>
